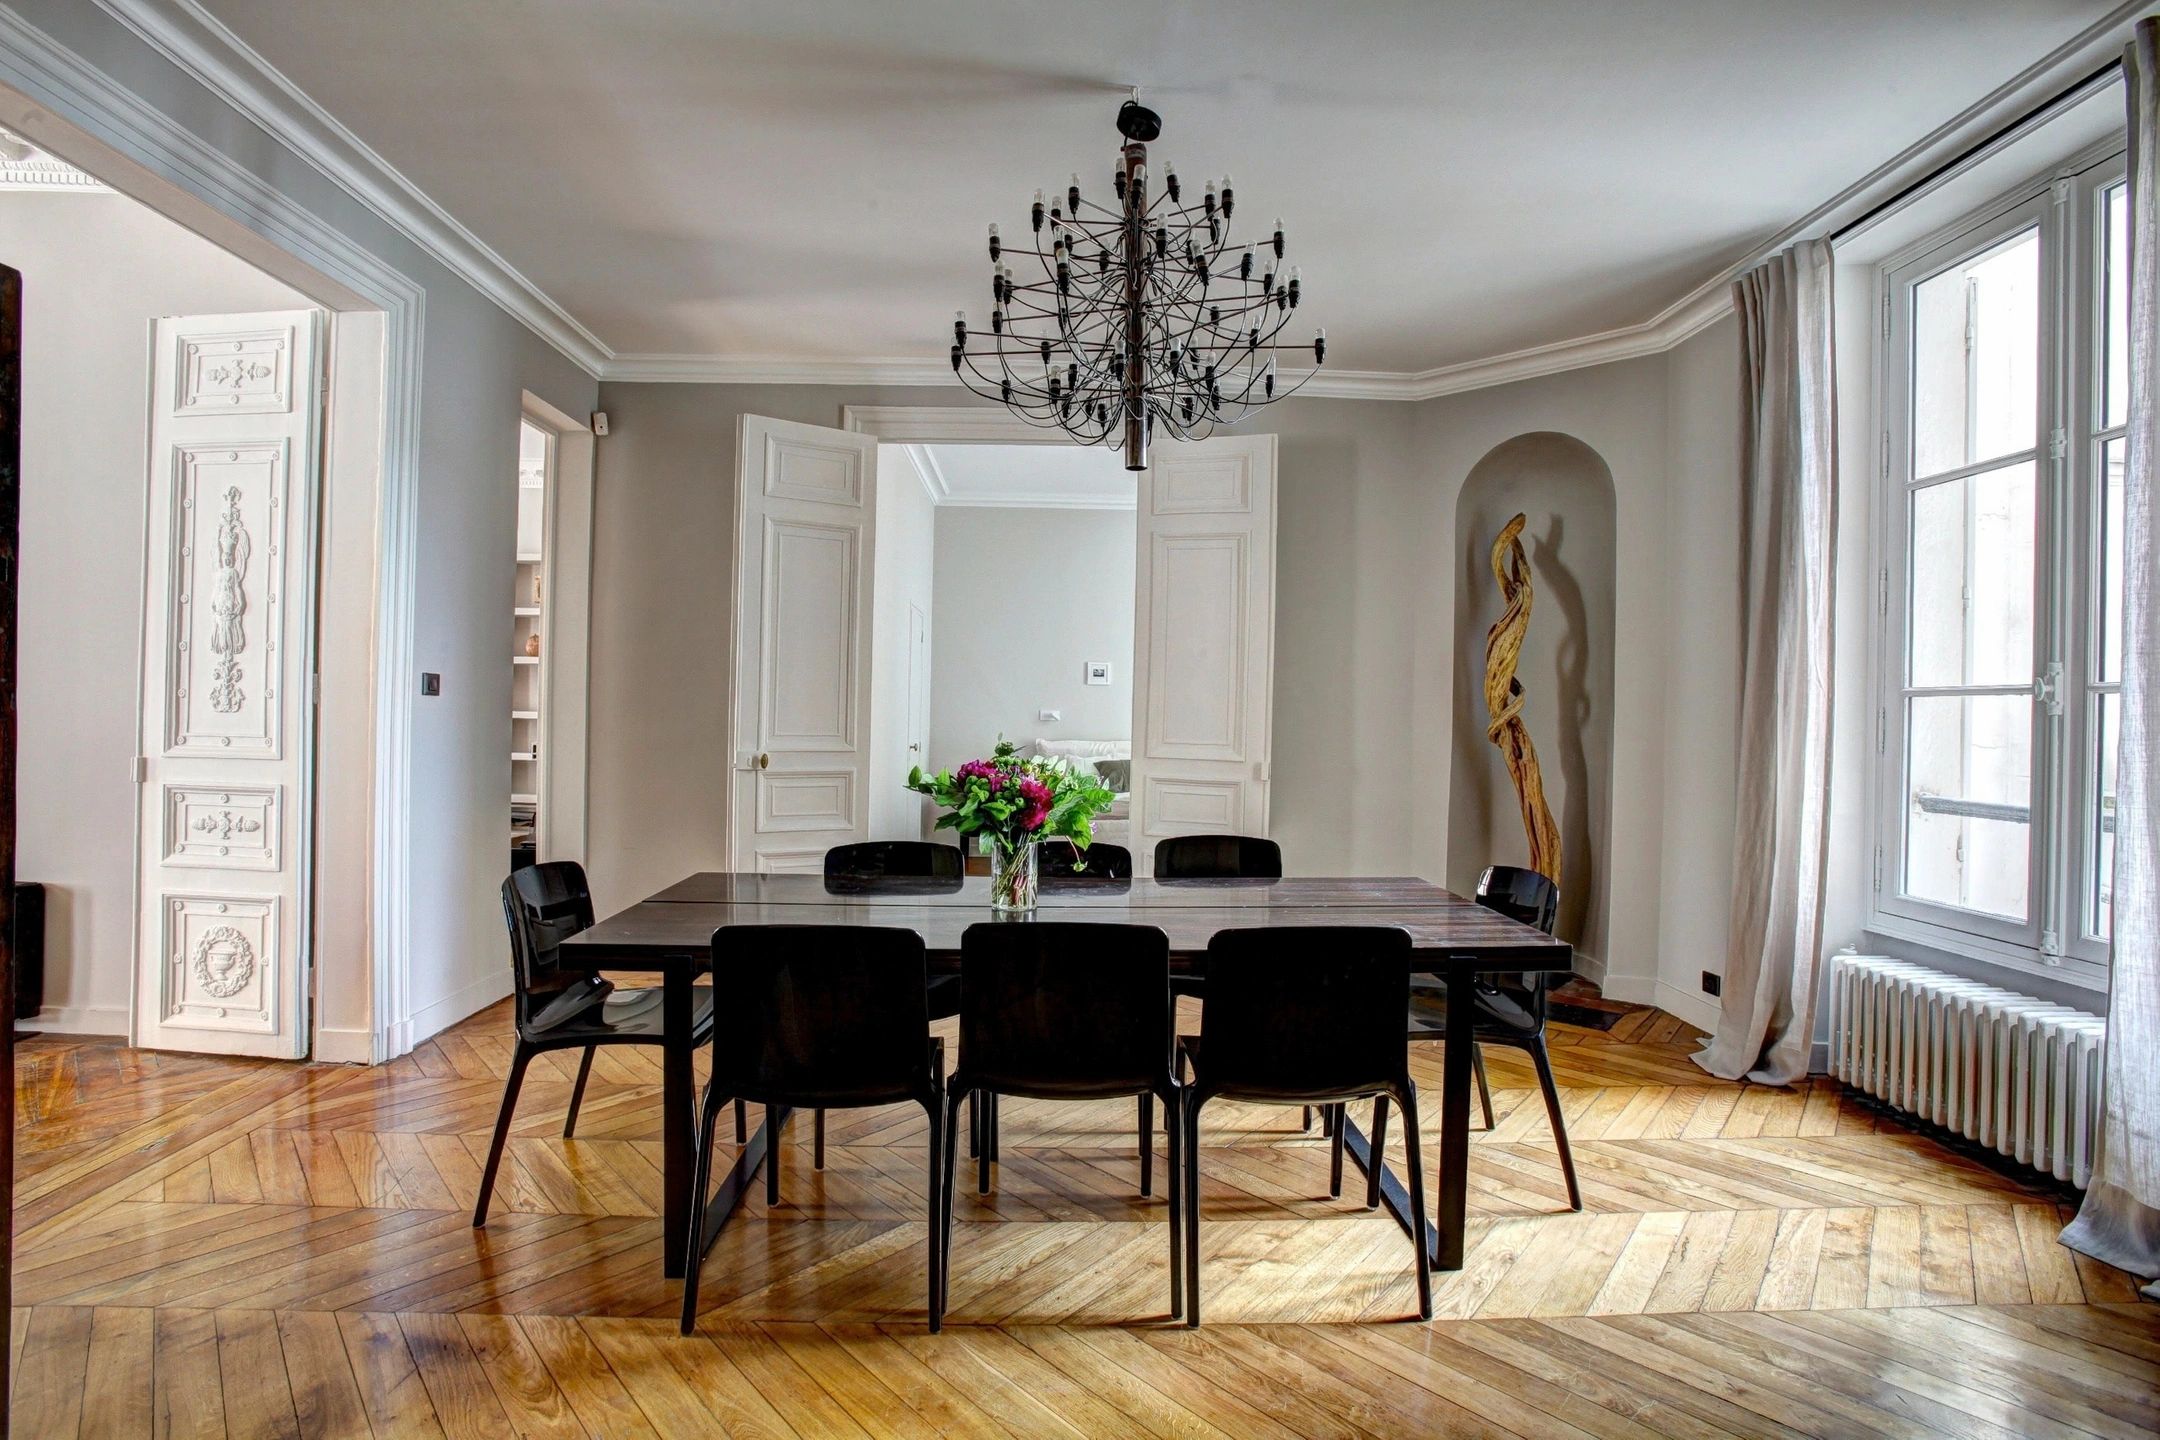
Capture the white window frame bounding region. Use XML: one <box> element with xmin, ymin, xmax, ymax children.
<box><xmin>1869</xmin><ymin>145</ymin><xmax>2125</xmax><ymax>991</ymax></box>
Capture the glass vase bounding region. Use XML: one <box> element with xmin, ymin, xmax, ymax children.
<box><xmin>989</xmin><ymin>840</ymin><xmax>1039</xmax><ymax>913</ymax></box>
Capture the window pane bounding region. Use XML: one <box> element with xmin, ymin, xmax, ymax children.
<box><xmin>1904</xmin><ymin>693</ymin><xmax>2031</xmax><ymax>920</ymax></box>
<box><xmin>2106</xmin><ymin>183</ymin><xmax>2130</xmax><ymax>429</ymax></box>
<box><xmin>1907</xmin><ymin>460</ymin><xmax>2034</xmax><ymax>687</ymax></box>
<box><xmin>1913</xmin><ymin>228</ymin><xmax>2039</xmax><ymax>478</ymax></box>
<box><xmin>2092</xmin><ymin>691</ymin><xmax>2119</xmax><ymax>939</ymax></box>
<box><xmin>2100</xmin><ymin>436</ymin><xmax>2126</xmax><ymax>684</ymax></box>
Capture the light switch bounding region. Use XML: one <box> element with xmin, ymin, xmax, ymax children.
<box><xmin>1039</xmin><ymin>708</ymin><xmax>1062</xmax><ymax>722</ymax></box>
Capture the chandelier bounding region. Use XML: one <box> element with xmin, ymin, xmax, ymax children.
<box><xmin>949</xmin><ymin>96</ymin><xmax>1326</xmax><ymax>471</ymax></box>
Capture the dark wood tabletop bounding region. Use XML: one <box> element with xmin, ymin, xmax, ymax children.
<box><xmin>565</xmin><ymin>872</ymin><xmax>1573</xmax><ymax>971</ymax></box>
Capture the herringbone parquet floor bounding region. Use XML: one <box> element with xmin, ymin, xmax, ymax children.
<box><xmin>9</xmin><ymin>991</ymin><xmax>2157</xmax><ymax>1437</ymax></box>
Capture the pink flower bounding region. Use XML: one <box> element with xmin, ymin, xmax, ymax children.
<box><xmin>1015</xmin><ymin>775</ymin><xmax>1052</xmax><ymax>830</ymax></box>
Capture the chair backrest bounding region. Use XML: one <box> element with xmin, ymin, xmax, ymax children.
<box><xmin>708</xmin><ymin>924</ymin><xmax>932</xmax><ymax>1105</ymax></box>
<box><xmin>1198</xmin><ymin>926</ymin><xmax>1411</xmax><ymax>1098</ymax></box>
<box><xmin>1153</xmin><ymin>834</ymin><xmax>1283</xmax><ymax>879</ymax></box>
<box><xmin>825</xmin><ymin>840</ymin><xmax>964</xmax><ymax>883</ymax></box>
<box><xmin>1039</xmin><ymin>840</ymin><xmax>1133</xmax><ymax>880</ymax></box>
<box><xmin>1476</xmin><ymin>865</ymin><xmax>1559</xmax><ymax>933</ymax></box>
<box><xmin>502</xmin><ymin>863</ymin><xmax>601</xmax><ymax>1028</ymax></box>
<box><xmin>957</xmin><ymin>922</ymin><xmax>1170</xmax><ymax>1096</ymax></box>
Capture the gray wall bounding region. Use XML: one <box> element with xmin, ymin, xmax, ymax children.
<box><xmin>586</xmin><ymin>384</ymin><xmax>1427</xmax><ymax>914</ymax></box>
<box><xmin>2</xmin><ymin>189</ymin><xmax>308</xmax><ymax>1033</ymax></box>
<box><xmin>929</xmin><ymin>506</ymin><xmax>1134</xmax><ymax>769</ymax></box>
<box><xmin>1446</xmin><ymin>433</ymin><xmax>1617</xmax><ymax>960</ymax></box>
<box><xmin>12</xmin><ymin>0</ymin><xmax>602</xmax><ymax>1047</ymax></box>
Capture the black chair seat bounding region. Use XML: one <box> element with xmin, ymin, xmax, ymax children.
<box><xmin>528</xmin><ymin>984</ymin><xmax>717</xmax><ymax>1047</ymax></box>
<box><xmin>1405</xmin><ymin>984</ymin><xmax>1536</xmax><ymax>1038</ymax></box>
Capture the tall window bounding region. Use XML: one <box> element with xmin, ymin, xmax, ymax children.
<box><xmin>1875</xmin><ymin>151</ymin><xmax>2125</xmax><ymax>985</ymax></box>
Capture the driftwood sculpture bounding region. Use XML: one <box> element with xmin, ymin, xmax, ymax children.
<box><xmin>1483</xmin><ymin>514</ymin><xmax>1562</xmax><ymax>886</ymax></box>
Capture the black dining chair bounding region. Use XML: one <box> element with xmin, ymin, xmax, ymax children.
<box><xmin>1380</xmin><ymin>864</ymin><xmax>1579</xmax><ymax>1212</ymax></box>
<box><xmin>1152</xmin><ymin>834</ymin><xmax>1282</xmax><ymax>880</ymax></box>
<box><xmin>1179</xmin><ymin>925</ymin><xmax>1430</xmax><ymax>1324</ymax></box>
<box><xmin>1038</xmin><ymin>839</ymin><xmax>1133</xmax><ymax>881</ymax></box>
<box><xmin>937</xmin><ymin>923</ymin><xmax>1182</xmax><ymax>1323</ymax></box>
<box><xmin>475</xmin><ymin>862</ymin><xmax>720</xmax><ymax>1227</ymax></box>
<box><xmin>805</xmin><ymin>842</ymin><xmax>965</xmax><ymax>1167</ymax></box>
<box><xmin>1145</xmin><ymin>834</ymin><xmax>1315</xmax><ymax>1134</ymax></box>
<box><xmin>681</xmin><ymin>924</ymin><xmax>947</xmax><ymax>1333</ymax></box>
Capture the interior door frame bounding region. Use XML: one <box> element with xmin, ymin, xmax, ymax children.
<box><xmin>0</xmin><ymin>70</ymin><xmax>428</xmax><ymax>1063</ymax></box>
<box><xmin>841</xmin><ymin>406</ymin><xmax>1281</xmax><ymax>858</ymax></box>
<box><xmin>519</xmin><ymin>391</ymin><xmax>596</xmax><ymax>869</ymax></box>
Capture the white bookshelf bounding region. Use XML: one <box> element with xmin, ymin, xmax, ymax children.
<box><xmin>512</xmin><ymin>424</ymin><xmax>548</xmax><ymax>865</ymax></box>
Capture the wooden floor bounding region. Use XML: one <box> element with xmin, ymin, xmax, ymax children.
<box><xmin>10</xmin><ymin>991</ymin><xmax>2158</xmax><ymax>1438</ymax></box>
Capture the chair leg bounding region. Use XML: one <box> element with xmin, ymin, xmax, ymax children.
<box><xmin>1138</xmin><ymin>1092</ymin><xmax>1154</xmax><ymax>1198</ymax></box>
<box><xmin>1366</xmin><ymin>1095</ymin><xmax>1389</xmax><ymax>1210</ymax></box>
<box><xmin>1528</xmin><ymin>1038</ymin><xmax>1582</xmax><ymax>1211</ymax></box>
<box><xmin>939</xmin><ymin>1088</ymin><xmax>966</xmax><ymax>1320</ymax></box>
<box><xmin>734</xmin><ymin>1097</ymin><xmax>747</xmax><ymax>1145</ymax></box>
<box><xmin>814</xmin><ymin>1108</ymin><xmax>826</xmax><ymax>1170</ymax></box>
<box><xmin>1301</xmin><ymin>1105</ymin><xmax>1313</xmax><ymax>1132</ymax></box>
<box><xmin>1397</xmin><ymin>1081</ymin><xmax>1433</xmax><ymax>1320</ymax></box>
<box><xmin>1328</xmin><ymin>1103</ymin><xmax>1347</xmax><ymax>1198</ymax></box>
<box><xmin>1321</xmin><ymin>1104</ymin><xmax>1336</xmax><ymax>1138</ymax></box>
<box><xmin>1164</xmin><ymin>1088</ymin><xmax>1184</xmax><ymax>1320</ymax></box>
<box><xmin>473</xmin><ymin>1042</ymin><xmax>533</xmax><ymax>1227</ymax></box>
<box><xmin>977</xmin><ymin>1090</ymin><xmax>996</xmax><ymax>1195</ymax></box>
<box><xmin>563</xmin><ymin>1046</ymin><xmax>596</xmax><ymax>1139</ymax></box>
<box><xmin>679</xmin><ymin>1079</ymin><xmax>729</xmax><ymax>1334</ymax></box>
<box><xmin>765</xmin><ymin>1104</ymin><xmax>783</xmax><ymax>1206</ymax></box>
<box><xmin>1183</xmin><ymin>1095</ymin><xmax>1204</xmax><ymax>1327</ymax></box>
<box><xmin>1472</xmin><ymin>1044</ymin><xmax>1495</xmax><ymax>1130</ymax></box>
<box><xmin>925</xmin><ymin>1093</ymin><xmax>946</xmax><ymax>1332</ymax></box>
<box><xmin>968</xmin><ymin>1089</ymin><xmax>979</xmax><ymax>1159</ymax></box>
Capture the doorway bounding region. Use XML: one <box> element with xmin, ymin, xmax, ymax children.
<box><xmin>870</xmin><ymin>442</ymin><xmax>1140</xmax><ymax>857</ymax></box>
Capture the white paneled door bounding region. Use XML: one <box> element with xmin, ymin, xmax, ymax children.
<box><xmin>729</xmin><ymin>416</ymin><xmax>878</xmax><ymax>873</ymax></box>
<box><xmin>1130</xmin><ymin>434</ymin><xmax>1279</xmax><ymax>874</ymax></box>
<box><xmin>134</xmin><ymin>310</ymin><xmax>324</xmax><ymax>1057</ymax></box>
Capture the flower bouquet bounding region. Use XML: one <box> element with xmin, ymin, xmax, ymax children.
<box><xmin>906</xmin><ymin>740</ymin><xmax>1117</xmax><ymax>911</ymax></box>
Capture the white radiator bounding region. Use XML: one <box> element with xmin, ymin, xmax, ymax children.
<box><xmin>1827</xmin><ymin>953</ymin><xmax>2106</xmax><ymax>1188</ymax></box>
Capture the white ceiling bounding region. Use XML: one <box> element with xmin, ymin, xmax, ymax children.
<box><xmin>189</xmin><ymin>0</ymin><xmax>2129</xmax><ymax>380</ymax></box>
<box><xmin>899</xmin><ymin>444</ymin><xmax>1137</xmax><ymax>509</ymax></box>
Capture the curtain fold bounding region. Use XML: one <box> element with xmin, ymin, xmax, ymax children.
<box><xmin>1694</xmin><ymin>240</ymin><xmax>1838</xmax><ymax>1087</ymax></box>
<box><xmin>2061</xmin><ymin>19</ymin><xmax>2160</xmax><ymax>1298</ymax></box>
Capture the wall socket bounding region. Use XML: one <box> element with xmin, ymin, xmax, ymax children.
<box><xmin>1700</xmin><ymin>970</ymin><xmax>1722</xmax><ymax>997</ymax></box>
<box><xmin>420</xmin><ymin>672</ymin><xmax>441</xmax><ymax>696</ymax></box>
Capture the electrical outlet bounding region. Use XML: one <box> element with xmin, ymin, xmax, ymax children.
<box><xmin>1039</xmin><ymin>708</ymin><xmax>1062</xmax><ymax>722</ymax></box>
<box><xmin>1701</xmin><ymin>970</ymin><xmax>1722</xmax><ymax>997</ymax></box>
<box><xmin>420</xmin><ymin>672</ymin><xmax>441</xmax><ymax>696</ymax></box>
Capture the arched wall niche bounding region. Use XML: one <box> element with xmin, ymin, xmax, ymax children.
<box><xmin>1447</xmin><ymin>432</ymin><xmax>1618</xmax><ymax>964</ymax></box>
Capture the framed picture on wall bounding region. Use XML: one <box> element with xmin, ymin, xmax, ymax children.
<box><xmin>1085</xmin><ymin>661</ymin><xmax>1112</xmax><ymax>685</ymax></box>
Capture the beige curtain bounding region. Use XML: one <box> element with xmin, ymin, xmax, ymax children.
<box><xmin>1695</xmin><ymin>240</ymin><xmax>1838</xmax><ymax>1087</ymax></box>
<box><xmin>2061</xmin><ymin>20</ymin><xmax>2160</xmax><ymax>1297</ymax></box>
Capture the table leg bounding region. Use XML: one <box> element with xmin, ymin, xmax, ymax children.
<box><xmin>1434</xmin><ymin>966</ymin><xmax>1475</xmax><ymax>1269</ymax></box>
<box><xmin>661</xmin><ymin>969</ymin><xmax>693</xmax><ymax>1278</ymax></box>
<box><xmin>1335</xmin><ymin>1112</ymin><xmax>1437</xmax><ymax>1261</ymax></box>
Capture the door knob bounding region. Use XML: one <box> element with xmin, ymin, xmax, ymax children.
<box><xmin>757</xmin><ymin>753</ymin><xmax>770</xmax><ymax>770</ymax></box>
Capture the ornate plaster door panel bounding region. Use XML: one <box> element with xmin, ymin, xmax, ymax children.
<box><xmin>728</xmin><ymin>415</ymin><xmax>878</xmax><ymax>873</ymax></box>
<box><xmin>135</xmin><ymin>311</ymin><xmax>322</xmax><ymax>1056</ymax></box>
<box><xmin>1130</xmin><ymin>434</ymin><xmax>1278</xmax><ymax>874</ymax></box>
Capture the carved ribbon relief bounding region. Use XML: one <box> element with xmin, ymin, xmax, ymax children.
<box><xmin>208</xmin><ymin>486</ymin><xmax>251</xmax><ymax>715</ymax></box>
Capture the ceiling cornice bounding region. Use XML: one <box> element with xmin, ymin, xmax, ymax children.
<box><xmin>87</xmin><ymin>0</ymin><xmax>2148</xmax><ymax>401</ymax></box>
<box><xmin>899</xmin><ymin>444</ymin><xmax>949</xmax><ymax>504</ymax></box>
<box><xmin>91</xmin><ymin>0</ymin><xmax>613</xmax><ymax>373</ymax></box>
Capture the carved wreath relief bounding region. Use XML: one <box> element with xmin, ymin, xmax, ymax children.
<box><xmin>190</xmin><ymin>925</ymin><xmax>257</xmax><ymax>999</ymax></box>
<box><xmin>208</xmin><ymin>485</ymin><xmax>251</xmax><ymax>715</ymax></box>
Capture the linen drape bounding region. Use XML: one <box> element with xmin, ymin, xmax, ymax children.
<box><xmin>2061</xmin><ymin>19</ymin><xmax>2160</xmax><ymax>1297</ymax></box>
<box><xmin>1694</xmin><ymin>240</ymin><xmax>1838</xmax><ymax>1087</ymax></box>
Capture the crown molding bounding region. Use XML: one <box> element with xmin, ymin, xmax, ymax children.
<box><xmin>90</xmin><ymin>0</ymin><xmax>611</xmax><ymax>373</ymax></box>
<box><xmin>86</xmin><ymin>0</ymin><xmax>2145</xmax><ymax>402</ymax></box>
<box><xmin>899</xmin><ymin>444</ymin><xmax>949</xmax><ymax>503</ymax></box>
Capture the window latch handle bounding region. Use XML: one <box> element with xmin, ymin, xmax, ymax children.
<box><xmin>2034</xmin><ymin>662</ymin><xmax>2065</xmax><ymax>718</ymax></box>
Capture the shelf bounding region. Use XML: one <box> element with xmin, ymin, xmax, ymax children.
<box><xmin>513</xmin><ymin>656</ymin><xmax>540</xmax><ymax>665</ymax></box>
<box><xmin>512</xmin><ymin>710</ymin><xmax>539</xmax><ymax>721</ymax></box>
<box><xmin>512</xmin><ymin>753</ymin><xmax>538</xmax><ymax>763</ymax></box>
<box><xmin>513</xmin><ymin>605</ymin><xmax>541</xmax><ymax>617</ymax></box>
<box><xmin>511</xmin><ymin>793</ymin><xmax>539</xmax><ymax>806</ymax></box>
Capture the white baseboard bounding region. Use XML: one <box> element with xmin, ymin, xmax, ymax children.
<box><xmin>1570</xmin><ymin>950</ymin><xmax>1606</xmax><ymax>988</ymax></box>
<box><xmin>402</xmin><ymin>971</ymin><xmax>512</xmax><ymax>1051</ymax></box>
<box><xmin>1596</xmin><ymin>974</ymin><xmax>1723</xmax><ymax>1035</ymax></box>
<box><xmin>17</xmin><ymin>1004</ymin><xmax>129</xmax><ymax>1037</ymax></box>
<box><xmin>311</xmin><ymin>1025</ymin><xmax>374</xmax><ymax>1064</ymax></box>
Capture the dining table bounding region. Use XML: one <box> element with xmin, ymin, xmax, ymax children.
<box><xmin>561</xmin><ymin>871</ymin><xmax>1574</xmax><ymax>1282</ymax></box>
